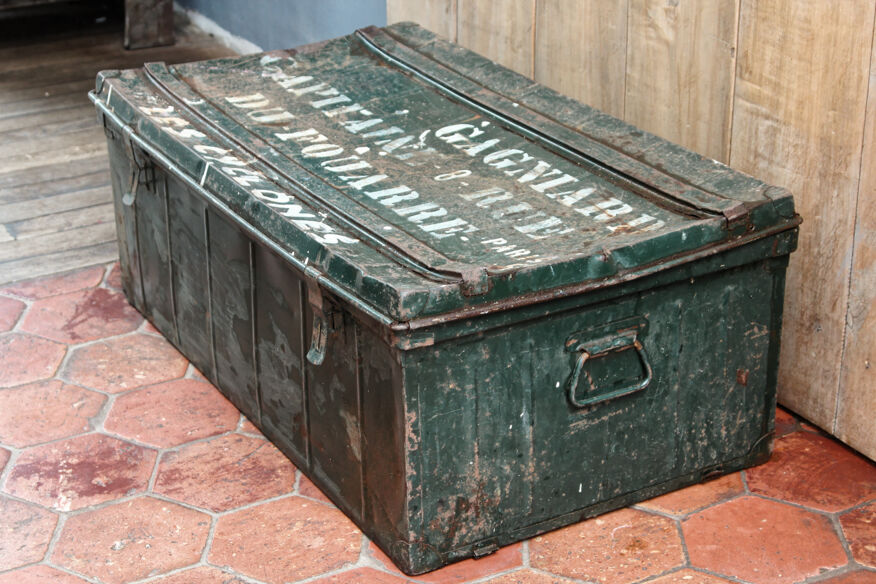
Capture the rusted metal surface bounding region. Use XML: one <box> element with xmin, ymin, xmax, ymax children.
<box><xmin>92</xmin><ymin>22</ymin><xmax>800</xmax><ymax>575</ymax></box>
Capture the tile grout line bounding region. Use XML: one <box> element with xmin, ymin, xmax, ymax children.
<box><xmin>145</xmin><ymin>443</ymin><xmax>165</xmax><ymax>493</ymax></box>
<box><xmin>47</xmin><ymin>564</ymin><xmax>104</xmax><ymax>584</ymax></box>
<box><xmin>827</xmin><ymin>511</ymin><xmax>858</xmax><ymax>567</ymax></box>
<box><xmin>525</xmin><ymin>566</ymin><xmax>596</xmax><ymax>583</ymax></box>
<box><xmin>746</xmin><ymin>490</ymin><xmax>864</xmax><ymax>519</ymax></box>
<box><xmin>134</xmin><ymin>562</ymin><xmax>269</xmax><ymax>584</ymax></box>
<box><xmin>673</xmin><ymin>517</ymin><xmax>691</xmax><ymax>567</ymax></box>
<box><xmin>739</xmin><ymin>468</ymin><xmax>751</xmax><ymax>494</ymax></box>
<box><xmin>40</xmin><ymin>508</ymin><xmax>71</xmax><ymax>575</ymax></box>
<box><xmin>836</xmin><ymin>496</ymin><xmax>876</xmax><ymax>515</ymax></box>
<box><xmin>0</xmin><ymin>444</ymin><xmax>23</xmax><ymax>492</ymax></box>
<box><xmin>2</xmin><ymin>291</ymin><xmax>33</xmax><ymax>332</ymax></box>
<box><xmin>686</xmin><ymin>565</ymin><xmax>754</xmax><ymax>584</ymax></box>
<box><xmin>797</xmin><ymin>563</ymin><xmax>869</xmax><ymax>584</ymax></box>
<box><xmin>464</xmin><ymin>565</ymin><xmax>526</xmax><ymax>584</ymax></box>
<box><xmin>521</xmin><ymin>538</ymin><xmax>530</xmax><ymax>568</ymax></box>
<box><xmin>636</xmin><ymin>565</ymin><xmax>690</xmax><ymax>584</ymax></box>
<box><xmin>198</xmin><ymin>514</ymin><xmax>219</xmax><ymax>566</ymax></box>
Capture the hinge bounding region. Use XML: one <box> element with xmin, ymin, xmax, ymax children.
<box><xmin>722</xmin><ymin>202</ymin><xmax>749</xmax><ymax>234</ymax></box>
<box><xmin>459</xmin><ymin>266</ymin><xmax>490</xmax><ymax>297</ymax></box>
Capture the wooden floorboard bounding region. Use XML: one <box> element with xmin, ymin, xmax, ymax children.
<box><xmin>0</xmin><ymin>170</ymin><xmax>109</xmax><ymax>205</ymax></box>
<box><xmin>0</xmin><ymin>79</ymin><xmax>94</xmax><ymax>105</ymax></box>
<box><xmin>0</xmin><ymin>109</ymin><xmax>98</xmax><ymax>143</ymax></box>
<box><xmin>0</xmin><ymin>14</ymin><xmax>235</xmax><ymax>285</ymax></box>
<box><xmin>0</xmin><ymin>242</ymin><xmax>119</xmax><ymax>285</ymax></box>
<box><xmin>3</xmin><ymin>134</ymin><xmax>107</xmax><ymax>176</ymax></box>
<box><xmin>0</xmin><ymin>155</ymin><xmax>109</xmax><ymax>190</ymax></box>
<box><xmin>7</xmin><ymin>202</ymin><xmax>115</xmax><ymax>240</ymax></box>
<box><xmin>0</xmin><ymin>185</ymin><xmax>112</xmax><ymax>223</ymax></box>
<box><xmin>1</xmin><ymin>91</ymin><xmax>87</xmax><ymax>119</ymax></box>
<box><xmin>0</xmin><ymin>221</ymin><xmax>117</xmax><ymax>263</ymax></box>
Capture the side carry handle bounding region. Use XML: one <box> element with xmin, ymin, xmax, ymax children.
<box><xmin>305</xmin><ymin>277</ymin><xmax>340</xmax><ymax>366</ymax></box>
<box><xmin>564</xmin><ymin>321</ymin><xmax>653</xmax><ymax>409</ymax></box>
<box><xmin>120</xmin><ymin>126</ymin><xmax>153</xmax><ymax>207</ymax></box>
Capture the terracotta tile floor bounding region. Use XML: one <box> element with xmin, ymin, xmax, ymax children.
<box><xmin>0</xmin><ymin>264</ymin><xmax>874</xmax><ymax>584</ymax></box>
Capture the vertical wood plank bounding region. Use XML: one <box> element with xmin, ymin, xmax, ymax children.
<box><xmin>534</xmin><ymin>0</ymin><xmax>628</xmax><ymax>118</ymax></box>
<box><xmin>624</xmin><ymin>0</ymin><xmax>739</xmax><ymax>162</ymax></box>
<box><xmin>836</xmin><ymin>16</ymin><xmax>876</xmax><ymax>461</ymax></box>
<box><xmin>387</xmin><ymin>0</ymin><xmax>458</xmax><ymax>42</ymax></box>
<box><xmin>457</xmin><ymin>0</ymin><xmax>534</xmax><ymax>77</ymax></box>
<box><xmin>730</xmin><ymin>0</ymin><xmax>876</xmax><ymax>432</ymax></box>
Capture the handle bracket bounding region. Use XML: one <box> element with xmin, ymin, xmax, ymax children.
<box><xmin>305</xmin><ymin>278</ymin><xmax>340</xmax><ymax>366</ymax></box>
<box><xmin>564</xmin><ymin>317</ymin><xmax>653</xmax><ymax>409</ymax></box>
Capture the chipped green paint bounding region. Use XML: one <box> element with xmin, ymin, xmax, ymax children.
<box><xmin>92</xmin><ymin>22</ymin><xmax>800</xmax><ymax>575</ymax></box>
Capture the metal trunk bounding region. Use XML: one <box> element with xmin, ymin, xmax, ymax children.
<box><xmin>91</xmin><ymin>22</ymin><xmax>800</xmax><ymax>575</ymax></box>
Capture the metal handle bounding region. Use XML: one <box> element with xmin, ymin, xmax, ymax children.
<box><xmin>306</xmin><ymin>314</ymin><xmax>329</xmax><ymax>366</ymax></box>
<box><xmin>565</xmin><ymin>337</ymin><xmax>653</xmax><ymax>408</ymax></box>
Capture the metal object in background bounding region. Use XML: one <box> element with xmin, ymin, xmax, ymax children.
<box><xmin>124</xmin><ymin>0</ymin><xmax>173</xmax><ymax>49</ymax></box>
<box><xmin>91</xmin><ymin>22</ymin><xmax>800</xmax><ymax>575</ymax></box>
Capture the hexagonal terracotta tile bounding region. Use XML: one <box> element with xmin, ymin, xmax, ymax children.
<box><xmin>104</xmin><ymin>379</ymin><xmax>239</xmax><ymax>447</ymax></box>
<box><xmin>0</xmin><ymin>333</ymin><xmax>66</xmax><ymax>388</ymax></box>
<box><xmin>647</xmin><ymin>568</ymin><xmax>736</xmax><ymax>584</ymax></box>
<box><xmin>683</xmin><ymin>496</ymin><xmax>847</xmax><ymax>584</ymax></box>
<box><xmin>210</xmin><ymin>497</ymin><xmax>360</xmax><ymax>584</ymax></box>
<box><xmin>5</xmin><ymin>433</ymin><xmax>156</xmax><ymax>511</ymax></box>
<box><xmin>105</xmin><ymin>262</ymin><xmax>122</xmax><ymax>291</ymax></box>
<box><xmin>20</xmin><ymin>287</ymin><xmax>142</xmax><ymax>344</ymax></box>
<box><xmin>64</xmin><ymin>333</ymin><xmax>188</xmax><ymax>393</ymax></box>
<box><xmin>238</xmin><ymin>416</ymin><xmax>263</xmax><ymax>436</ymax></box>
<box><xmin>154</xmin><ymin>433</ymin><xmax>295</xmax><ymax>511</ymax></box>
<box><xmin>0</xmin><ymin>295</ymin><xmax>25</xmax><ymax>332</ymax></box>
<box><xmin>52</xmin><ymin>497</ymin><xmax>211</xmax><ymax>584</ymax></box>
<box><xmin>139</xmin><ymin>566</ymin><xmax>247</xmax><ymax>584</ymax></box>
<box><xmin>368</xmin><ymin>540</ymin><xmax>522</xmax><ymax>583</ymax></box>
<box><xmin>0</xmin><ymin>565</ymin><xmax>91</xmax><ymax>584</ymax></box>
<box><xmin>774</xmin><ymin>406</ymin><xmax>798</xmax><ymax>437</ymax></box>
<box><xmin>1</xmin><ymin>266</ymin><xmax>104</xmax><ymax>300</ymax></box>
<box><xmin>0</xmin><ymin>495</ymin><xmax>58</xmax><ymax>571</ymax></box>
<box><xmin>529</xmin><ymin>508</ymin><xmax>684</xmax><ymax>584</ymax></box>
<box><xmin>639</xmin><ymin>473</ymin><xmax>745</xmax><ymax>516</ymax></box>
<box><xmin>480</xmin><ymin>571</ymin><xmax>585</xmax><ymax>584</ymax></box>
<box><xmin>840</xmin><ymin>502</ymin><xmax>876</xmax><ymax>568</ymax></box>
<box><xmin>300</xmin><ymin>473</ymin><xmax>334</xmax><ymax>506</ymax></box>
<box><xmin>747</xmin><ymin>431</ymin><xmax>876</xmax><ymax>512</ymax></box>
<box><xmin>307</xmin><ymin>568</ymin><xmax>414</xmax><ymax>584</ymax></box>
<box><xmin>818</xmin><ymin>571</ymin><xmax>876</xmax><ymax>584</ymax></box>
<box><xmin>142</xmin><ymin>319</ymin><xmax>162</xmax><ymax>335</ymax></box>
<box><xmin>0</xmin><ymin>380</ymin><xmax>105</xmax><ymax>447</ymax></box>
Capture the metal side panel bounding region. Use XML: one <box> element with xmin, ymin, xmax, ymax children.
<box><xmin>208</xmin><ymin>209</ymin><xmax>258</xmax><ymax>422</ymax></box>
<box><xmin>305</xmin><ymin>306</ymin><xmax>365</xmax><ymax>521</ymax></box>
<box><xmin>105</xmin><ymin>136</ymin><xmax>146</xmax><ymax>313</ymax></box>
<box><xmin>253</xmin><ymin>244</ymin><xmax>308</xmax><ymax>464</ymax></box>
<box><xmin>134</xmin><ymin>163</ymin><xmax>176</xmax><ymax>340</ymax></box>
<box><xmin>399</xmin><ymin>257</ymin><xmax>783</xmax><ymax>568</ymax></box>
<box><xmin>166</xmin><ymin>173</ymin><xmax>213</xmax><ymax>379</ymax></box>
<box><xmin>359</xmin><ymin>325</ymin><xmax>409</xmax><ymax>558</ymax></box>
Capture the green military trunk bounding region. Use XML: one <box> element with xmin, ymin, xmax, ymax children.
<box><xmin>91</xmin><ymin>22</ymin><xmax>800</xmax><ymax>575</ymax></box>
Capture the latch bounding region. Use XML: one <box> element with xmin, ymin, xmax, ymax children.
<box><xmin>305</xmin><ymin>277</ymin><xmax>341</xmax><ymax>366</ymax></box>
<box><xmin>471</xmin><ymin>539</ymin><xmax>499</xmax><ymax>558</ymax></box>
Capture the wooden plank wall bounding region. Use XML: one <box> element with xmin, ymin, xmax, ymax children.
<box><xmin>387</xmin><ymin>0</ymin><xmax>876</xmax><ymax>460</ymax></box>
